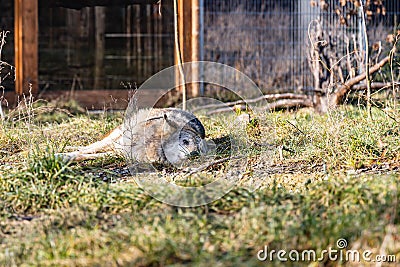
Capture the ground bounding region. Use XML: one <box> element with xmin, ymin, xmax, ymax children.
<box><xmin>0</xmin><ymin>100</ymin><xmax>399</xmax><ymax>266</ymax></box>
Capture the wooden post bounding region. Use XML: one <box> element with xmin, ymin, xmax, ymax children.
<box><xmin>174</xmin><ymin>0</ymin><xmax>200</xmax><ymax>97</ymax></box>
<box><xmin>14</xmin><ymin>0</ymin><xmax>38</xmax><ymax>96</ymax></box>
<box><xmin>191</xmin><ymin>0</ymin><xmax>200</xmax><ymax>96</ymax></box>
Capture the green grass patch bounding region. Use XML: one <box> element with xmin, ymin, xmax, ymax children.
<box><xmin>0</xmin><ymin>103</ymin><xmax>399</xmax><ymax>266</ymax></box>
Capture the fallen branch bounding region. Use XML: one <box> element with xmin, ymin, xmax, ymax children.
<box><xmin>206</xmin><ymin>98</ymin><xmax>313</xmax><ymax>115</ymax></box>
<box><xmin>264</xmin><ymin>98</ymin><xmax>313</xmax><ymax>111</ymax></box>
<box><xmin>192</xmin><ymin>93</ymin><xmax>309</xmax><ymax>112</ymax></box>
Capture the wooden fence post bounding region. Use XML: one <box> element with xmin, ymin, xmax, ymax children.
<box><xmin>174</xmin><ymin>0</ymin><xmax>200</xmax><ymax>97</ymax></box>
<box><xmin>14</xmin><ymin>0</ymin><xmax>38</xmax><ymax>96</ymax></box>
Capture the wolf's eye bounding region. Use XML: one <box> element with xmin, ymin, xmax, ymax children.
<box><xmin>182</xmin><ymin>139</ymin><xmax>189</xmax><ymax>146</ymax></box>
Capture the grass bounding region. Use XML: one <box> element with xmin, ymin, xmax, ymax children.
<box><xmin>0</xmin><ymin>101</ymin><xmax>399</xmax><ymax>266</ymax></box>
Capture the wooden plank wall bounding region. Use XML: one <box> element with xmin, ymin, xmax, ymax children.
<box><xmin>9</xmin><ymin>0</ymin><xmax>200</xmax><ymax>109</ymax></box>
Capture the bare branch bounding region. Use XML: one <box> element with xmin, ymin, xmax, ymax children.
<box><xmin>331</xmin><ymin>56</ymin><xmax>390</xmax><ymax>106</ymax></box>
<box><xmin>352</xmin><ymin>82</ymin><xmax>398</xmax><ymax>91</ymax></box>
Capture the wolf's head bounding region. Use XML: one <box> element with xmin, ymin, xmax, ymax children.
<box><xmin>160</xmin><ymin>110</ymin><xmax>207</xmax><ymax>166</ymax></box>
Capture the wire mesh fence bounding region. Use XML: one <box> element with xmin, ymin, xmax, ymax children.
<box><xmin>202</xmin><ymin>0</ymin><xmax>399</xmax><ymax>94</ymax></box>
<box><xmin>37</xmin><ymin>4</ymin><xmax>175</xmax><ymax>91</ymax></box>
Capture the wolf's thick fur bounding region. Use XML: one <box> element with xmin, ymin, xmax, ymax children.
<box><xmin>59</xmin><ymin>108</ymin><xmax>207</xmax><ymax>165</ymax></box>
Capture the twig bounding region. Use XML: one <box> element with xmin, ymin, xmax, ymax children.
<box><xmin>344</xmin><ymin>35</ymin><xmax>354</xmax><ymax>79</ymax></box>
<box><xmin>359</xmin><ymin>0</ymin><xmax>372</xmax><ymax>118</ymax></box>
<box><xmin>285</xmin><ymin>120</ymin><xmax>305</xmax><ymax>135</ymax></box>
<box><xmin>182</xmin><ymin>155</ymin><xmax>244</xmax><ymax>178</ymax></box>
<box><xmin>389</xmin><ymin>34</ymin><xmax>399</xmax><ymax>108</ymax></box>
<box><xmin>0</xmin><ymin>31</ymin><xmax>12</xmax><ymax>121</ymax></box>
<box><xmin>0</xmin><ymin>87</ymin><xmax>4</xmax><ymax>121</ymax></box>
<box><xmin>253</xmin><ymin>142</ymin><xmax>295</xmax><ymax>153</ymax></box>
<box><xmin>0</xmin><ymin>31</ymin><xmax>10</xmax><ymax>61</ymax></box>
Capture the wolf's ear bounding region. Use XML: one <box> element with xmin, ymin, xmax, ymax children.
<box><xmin>187</xmin><ymin>118</ymin><xmax>206</xmax><ymax>139</ymax></box>
<box><xmin>163</xmin><ymin>111</ymin><xmax>205</xmax><ymax>138</ymax></box>
<box><xmin>163</xmin><ymin>113</ymin><xmax>179</xmax><ymax>129</ymax></box>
